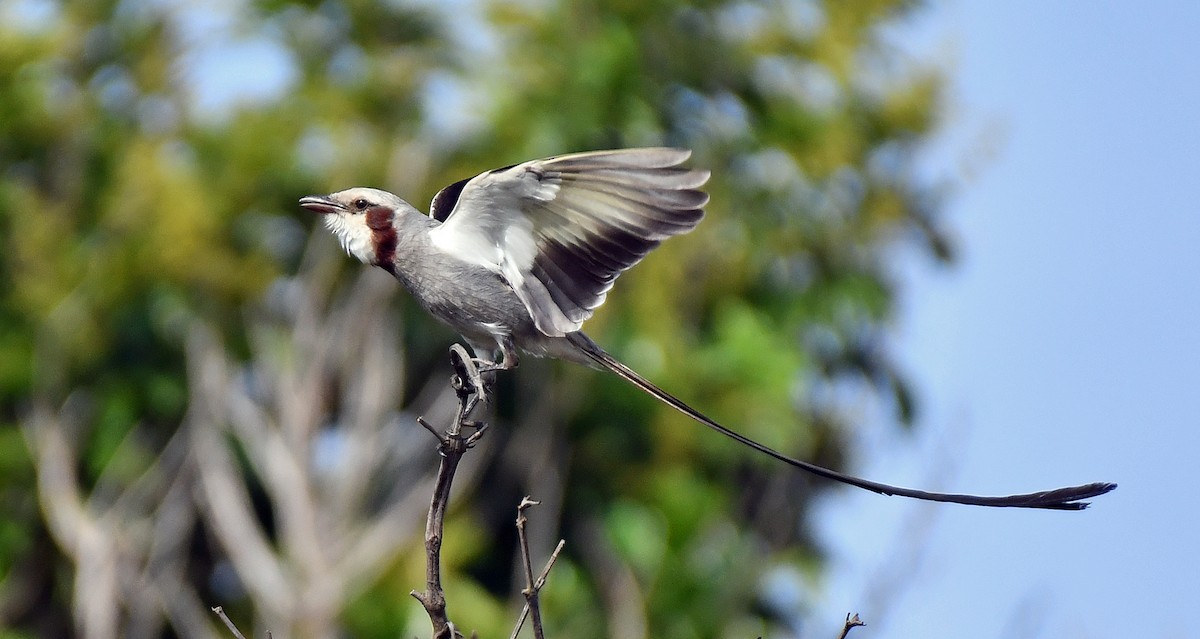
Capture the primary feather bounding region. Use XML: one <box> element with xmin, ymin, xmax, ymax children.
<box><xmin>429</xmin><ymin>148</ymin><xmax>709</xmax><ymax>336</ymax></box>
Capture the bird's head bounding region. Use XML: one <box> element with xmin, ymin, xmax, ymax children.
<box><xmin>299</xmin><ymin>187</ymin><xmax>407</xmax><ymax>266</ymax></box>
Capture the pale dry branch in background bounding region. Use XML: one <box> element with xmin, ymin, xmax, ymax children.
<box><xmin>576</xmin><ymin>517</ymin><xmax>649</xmax><ymax>639</ymax></box>
<box><xmin>20</xmin><ymin>238</ymin><xmax>495</xmax><ymax>637</ymax></box>
<box><xmin>22</xmin><ymin>398</ymin><xmax>220</xmax><ymax>639</ymax></box>
<box><xmin>186</xmin><ymin>246</ymin><xmax>492</xmax><ymax>637</ymax></box>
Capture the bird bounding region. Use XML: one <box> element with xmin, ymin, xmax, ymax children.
<box><xmin>300</xmin><ymin>147</ymin><xmax>1115</xmax><ymax>510</ymax></box>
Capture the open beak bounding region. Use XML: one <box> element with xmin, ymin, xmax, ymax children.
<box><xmin>299</xmin><ymin>195</ymin><xmax>345</xmax><ymax>215</ymax></box>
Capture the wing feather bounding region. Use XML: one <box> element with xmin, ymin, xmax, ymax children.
<box><xmin>429</xmin><ymin>148</ymin><xmax>709</xmax><ymax>336</ymax></box>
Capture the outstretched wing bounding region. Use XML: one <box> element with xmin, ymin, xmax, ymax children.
<box><xmin>428</xmin><ymin>148</ymin><xmax>709</xmax><ymax>336</ymax></box>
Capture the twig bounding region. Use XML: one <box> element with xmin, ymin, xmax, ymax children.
<box><xmin>837</xmin><ymin>612</ymin><xmax>865</xmax><ymax>639</ymax></box>
<box><xmin>512</xmin><ymin>497</ymin><xmax>543</xmax><ymax>639</ymax></box>
<box><xmin>532</xmin><ymin>541</ymin><xmax>565</xmax><ymax>594</ymax></box>
<box><xmin>411</xmin><ymin>344</ymin><xmax>490</xmax><ymax>639</ymax></box>
<box><xmin>211</xmin><ymin>606</ymin><xmax>247</xmax><ymax>639</ymax></box>
<box><xmin>510</xmin><ymin>497</ymin><xmax>566</xmax><ymax>639</ymax></box>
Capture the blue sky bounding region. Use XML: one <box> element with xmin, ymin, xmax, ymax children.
<box><xmin>818</xmin><ymin>3</ymin><xmax>1200</xmax><ymax>638</ymax></box>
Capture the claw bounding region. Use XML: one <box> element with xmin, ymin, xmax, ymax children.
<box><xmin>465</xmin><ymin>423</ymin><xmax>490</xmax><ymax>447</ymax></box>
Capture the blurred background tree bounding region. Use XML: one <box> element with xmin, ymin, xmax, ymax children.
<box><xmin>0</xmin><ymin>0</ymin><xmax>950</xmax><ymax>637</ymax></box>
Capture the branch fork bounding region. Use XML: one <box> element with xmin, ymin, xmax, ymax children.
<box><xmin>510</xmin><ymin>498</ymin><xmax>566</xmax><ymax>639</ymax></box>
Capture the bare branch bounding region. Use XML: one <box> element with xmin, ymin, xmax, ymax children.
<box><xmin>211</xmin><ymin>606</ymin><xmax>248</xmax><ymax>639</ymax></box>
<box><xmin>411</xmin><ymin>344</ymin><xmax>492</xmax><ymax>639</ymax></box>
<box><xmin>510</xmin><ymin>530</ymin><xmax>566</xmax><ymax>639</ymax></box>
<box><xmin>511</xmin><ymin>497</ymin><xmax>543</xmax><ymax>639</ymax></box>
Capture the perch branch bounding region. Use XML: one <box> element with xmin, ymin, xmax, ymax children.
<box><xmin>411</xmin><ymin>344</ymin><xmax>490</xmax><ymax>639</ymax></box>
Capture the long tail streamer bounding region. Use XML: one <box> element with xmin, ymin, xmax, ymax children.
<box><xmin>570</xmin><ymin>334</ymin><xmax>1115</xmax><ymax>510</ymax></box>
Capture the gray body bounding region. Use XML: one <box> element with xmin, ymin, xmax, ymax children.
<box><xmin>387</xmin><ymin>210</ymin><xmax>591</xmax><ymax>366</ymax></box>
<box><xmin>300</xmin><ymin>148</ymin><xmax>1114</xmax><ymax>510</ymax></box>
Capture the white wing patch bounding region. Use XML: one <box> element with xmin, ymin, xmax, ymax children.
<box><xmin>428</xmin><ymin>148</ymin><xmax>709</xmax><ymax>337</ymax></box>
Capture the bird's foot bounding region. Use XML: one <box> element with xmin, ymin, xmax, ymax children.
<box><xmin>448</xmin><ymin>345</ymin><xmax>486</xmax><ymax>398</ymax></box>
<box><xmin>471</xmin><ymin>360</ymin><xmax>499</xmax><ymax>372</ymax></box>
<box><xmin>461</xmin><ymin>420</ymin><xmax>489</xmax><ymax>448</ymax></box>
<box><xmin>448</xmin><ymin>345</ymin><xmax>506</xmax><ymax>415</ymax></box>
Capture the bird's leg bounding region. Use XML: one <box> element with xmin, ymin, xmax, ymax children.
<box><xmin>448</xmin><ymin>344</ymin><xmax>488</xmax><ymax>418</ymax></box>
<box><xmin>451</xmin><ymin>338</ymin><xmax>514</xmax><ymax>408</ymax></box>
<box><xmin>466</xmin><ymin>337</ymin><xmax>517</xmax><ymax>400</ymax></box>
<box><xmin>470</xmin><ymin>336</ymin><xmax>519</xmax><ymax>374</ymax></box>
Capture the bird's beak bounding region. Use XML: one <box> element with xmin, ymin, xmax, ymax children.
<box><xmin>299</xmin><ymin>195</ymin><xmax>345</xmax><ymax>215</ymax></box>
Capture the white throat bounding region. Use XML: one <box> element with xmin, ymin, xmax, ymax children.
<box><xmin>323</xmin><ymin>213</ymin><xmax>376</xmax><ymax>263</ymax></box>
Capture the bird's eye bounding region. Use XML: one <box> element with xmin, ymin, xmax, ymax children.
<box><xmin>352</xmin><ymin>198</ymin><xmax>370</xmax><ymax>211</ymax></box>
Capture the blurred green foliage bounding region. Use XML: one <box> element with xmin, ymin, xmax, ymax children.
<box><xmin>0</xmin><ymin>0</ymin><xmax>950</xmax><ymax>636</ymax></box>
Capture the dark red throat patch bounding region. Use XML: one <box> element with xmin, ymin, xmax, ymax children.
<box><xmin>365</xmin><ymin>206</ymin><xmax>397</xmax><ymax>273</ymax></box>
